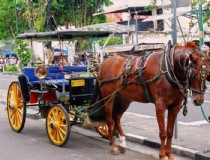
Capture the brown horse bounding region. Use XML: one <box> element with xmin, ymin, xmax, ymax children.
<box><xmin>96</xmin><ymin>42</ymin><xmax>210</xmax><ymax>159</ymax></box>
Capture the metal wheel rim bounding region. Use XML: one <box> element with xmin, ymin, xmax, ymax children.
<box><xmin>7</xmin><ymin>82</ymin><xmax>25</xmax><ymax>132</ymax></box>
<box><xmin>96</xmin><ymin>124</ymin><xmax>109</xmax><ymax>138</ymax></box>
<box><xmin>46</xmin><ymin>105</ymin><xmax>70</xmax><ymax>146</ymax></box>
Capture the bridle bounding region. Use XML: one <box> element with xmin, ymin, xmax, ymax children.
<box><xmin>162</xmin><ymin>47</ymin><xmax>207</xmax><ymax>96</ymax></box>
<box><xmin>188</xmin><ymin>55</ymin><xmax>207</xmax><ymax>94</ymax></box>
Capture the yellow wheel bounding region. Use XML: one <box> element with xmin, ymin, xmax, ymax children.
<box><xmin>95</xmin><ymin>124</ymin><xmax>109</xmax><ymax>138</ymax></box>
<box><xmin>7</xmin><ymin>82</ymin><xmax>26</xmax><ymax>133</ymax></box>
<box><xmin>46</xmin><ymin>105</ymin><xmax>70</xmax><ymax>146</ymax></box>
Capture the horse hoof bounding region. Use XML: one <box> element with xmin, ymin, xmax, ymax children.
<box><xmin>118</xmin><ymin>145</ymin><xmax>126</xmax><ymax>154</ymax></box>
<box><xmin>111</xmin><ymin>148</ymin><xmax>120</xmax><ymax>155</ymax></box>
<box><xmin>168</xmin><ymin>155</ymin><xmax>175</xmax><ymax>160</ymax></box>
<box><xmin>166</xmin><ymin>153</ymin><xmax>175</xmax><ymax>160</ymax></box>
<box><xmin>159</xmin><ymin>156</ymin><xmax>166</xmax><ymax>160</ymax></box>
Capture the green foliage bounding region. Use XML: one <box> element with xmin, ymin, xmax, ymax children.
<box><xmin>13</xmin><ymin>39</ymin><xmax>32</xmax><ymax>67</ymax></box>
<box><xmin>50</xmin><ymin>0</ymin><xmax>112</xmax><ymax>28</ymax></box>
<box><xmin>191</xmin><ymin>0</ymin><xmax>207</xmax><ymax>8</ymax></box>
<box><xmin>0</xmin><ymin>0</ymin><xmax>112</xmax><ymax>40</ymax></box>
<box><xmin>77</xmin><ymin>39</ymin><xmax>92</xmax><ymax>51</ymax></box>
<box><xmin>191</xmin><ymin>1</ymin><xmax>210</xmax><ymax>23</ymax></box>
<box><xmin>76</xmin><ymin>36</ymin><xmax>122</xmax><ymax>52</ymax></box>
<box><xmin>5</xmin><ymin>65</ymin><xmax>18</xmax><ymax>72</ymax></box>
<box><xmin>99</xmin><ymin>36</ymin><xmax>123</xmax><ymax>46</ymax></box>
<box><xmin>0</xmin><ymin>0</ymin><xmax>16</xmax><ymax>39</ymax></box>
<box><xmin>144</xmin><ymin>0</ymin><xmax>157</xmax><ymax>12</ymax></box>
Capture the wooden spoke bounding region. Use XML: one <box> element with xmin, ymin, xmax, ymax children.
<box><xmin>46</xmin><ymin>105</ymin><xmax>70</xmax><ymax>146</ymax></box>
<box><xmin>7</xmin><ymin>82</ymin><xmax>26</xmax><ymax>133</ymax></box>
<box><xmin>95</xmin><ymin>124</ymin><xmax>109</xmax><ymax>138</ymax></box>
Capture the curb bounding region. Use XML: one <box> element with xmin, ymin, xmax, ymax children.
<box><xmin>195</xmin><ymin>150</ymin><xmax>210</xmax><ymax>160</ymax></box>
<box><xmin>125</xmin><ymin>133</ymin><xmax>210</xmax><ymax>160</ymax></box>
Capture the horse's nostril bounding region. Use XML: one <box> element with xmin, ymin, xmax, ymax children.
<box><xmin>193</xmin><ymin>99</ymin><xmax>203</xmax><ymax>106</ymax></box>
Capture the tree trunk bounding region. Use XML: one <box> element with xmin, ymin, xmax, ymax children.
<box><xmin>46</xmin><ymin>0</ymin><xmax>53</xmax><ymax>31</ymax></box>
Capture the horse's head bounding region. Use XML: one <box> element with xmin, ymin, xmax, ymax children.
<box><xmin>184</xmin><ymin>42</ymin><xmax>208</xmax><ymax>106</ymax></box>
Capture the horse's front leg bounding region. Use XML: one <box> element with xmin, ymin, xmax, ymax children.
<box><xmin>155</xmin><ymin>102</ymin><xmax>167</xmax><ymax>160</ymax></box>
<box><xmin>165</xmin><ymin>104</ymin><xmax>182</xmax><ymax>160</ymax></box>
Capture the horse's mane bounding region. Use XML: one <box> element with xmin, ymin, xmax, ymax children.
<box><xmin>176</xmin><ymin>41</ymin><xmax>199</xmax><ymax>50</ymax></box>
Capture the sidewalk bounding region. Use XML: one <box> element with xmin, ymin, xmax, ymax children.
<box><xmin>1</xmin><ymin>89</ymin><xmax>210</xmax><ymax>160</ymax></box>
<box><xmin>121</xmin><ymin>112</ymin><xmax>210</xmax><ymax>160</ymax></box>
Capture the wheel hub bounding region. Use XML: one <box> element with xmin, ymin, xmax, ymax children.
<box><xmin>50</xmin><ymin>121</ymin><xmax>57</xmax><ymax>129</ymax></box>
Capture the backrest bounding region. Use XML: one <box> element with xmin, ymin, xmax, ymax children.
<box><xmin>23</xmin><ymin>67</ymin><xmax>39</xmax><ymax>82</ymax></box>
<box><xmin>48</xmin><ymin>66</ymin><xmax>62</xmax><ymax>73</ymax></box>
<box><xmin>64</xmin><ymin>66</ymin><xmax>87</xmax><ymax>72</ymax></box>
<box><xmin>48</xmin><ymin>66</ymin><xmax>64</xmax><ymax>79</ymax></box>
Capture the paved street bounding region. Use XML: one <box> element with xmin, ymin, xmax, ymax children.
<box><xmin>0</xmin><ymin>102</ymin><xmax>159</xmax><ymax>160</ymax></box>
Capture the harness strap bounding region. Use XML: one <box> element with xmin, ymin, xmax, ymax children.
<box><xmin>100</xmin><ymin>76</ymin><xmax>121</xmax><ymax>86</ymax></box>
<box><xmin>138</xmin><ymin>53</ymin><xmax>153</xmax><ymax>102</ymax></box>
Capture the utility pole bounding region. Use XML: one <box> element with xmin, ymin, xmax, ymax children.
<box><xmin>135</xmin><ymin>11</ymin><xmax>138</xmax><ymax>43</ymax></box>
<box><xmin>171</xmin><ymin>0</ymin><xmax>178</xmax><ymax>139</ymax></box>
<box><xmin>171</xmin><ymin>0</ymin><xmax>177</xmax><ymax>46</ymax></box>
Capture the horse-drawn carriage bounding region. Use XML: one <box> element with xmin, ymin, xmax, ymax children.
<box><xmin>7</xmin><ymin>29</ymin><xmax>210</xmax><ymax>159</ymax></box>
<box><xmin>7</xmin><ymin>30</ymin><xmax>112</xmax><ymax>146</ymax></box>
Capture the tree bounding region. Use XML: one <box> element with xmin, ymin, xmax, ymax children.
<box><xmin>0</xmin><ymin>0</ymin><xmax>19</xmax><ymax>39</ymax></box>
<box><xmin>0</xmin><ymin>0</ymin><xmax>112</xmax><ymax>40</ymax></box>
<box><xmin>13</xmin><ymin>39</ymin><xmax>32</xmax><ymax>67</ymax></box>
<box><xmin>44</xmin><ymin>0</ymin><xmax>113</xmax><ymax>28</ymax></box>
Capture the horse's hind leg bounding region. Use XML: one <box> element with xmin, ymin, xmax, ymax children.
<box><xmin>113</xmin><ymin>97</ymin><xmax>130</xmax><ymax>154</ymax></box>
<box><xmin>105</xmin><ymin>96</ymin><xmax>119</xmax><ymax>155</ymax></box>
<box><xmin>155</xmin><ymin>102</ymin><xmax>167</xmax><ymax>160</ymax></box>
<box><xmin>165</xmin><ymin>104</ymin><xmax>182</xmax><ymax>160</ymax></box>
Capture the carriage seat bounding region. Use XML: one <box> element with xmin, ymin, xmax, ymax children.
<box><xmin>23</xmin><ymin>66</ymin><xmax>88</xmax><ymax>86</ymax></box>
<box><xmin>23</xmin><ymin>67</ymin><xmax>69</xmax><ymax>86</ymax></box>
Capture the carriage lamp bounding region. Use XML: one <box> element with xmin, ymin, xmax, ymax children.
<box><xmin>35</xmin><ymin>66</ymin><xmax>48</xmax><ymax>90</ymax></box>
<box><xmin>189</xmin><ymin>20</ymin><xmax>194</xmax><ymax>28</ymax></box>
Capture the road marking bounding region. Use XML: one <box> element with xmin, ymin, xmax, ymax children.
<box><xmin>125</xmin><ymin>112</ymin><xmax>208</xmax><ymax>126</ymax></box>
<box><xmin>125</xmin><ymin>112</ymin><xmax>155</xmax><ymax>119</ymax></box>
<box><xmin>178</xmin><ymin>120</ymin><xmax>208</xmax><ymax>126</ymax></box>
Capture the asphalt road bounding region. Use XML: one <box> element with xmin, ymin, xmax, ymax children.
<box><xmin>0</xmin><ymin>102</ymin><xmax>160</xmax><ymax>160</ymax></box>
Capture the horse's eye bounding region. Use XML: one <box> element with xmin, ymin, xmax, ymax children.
<box><xmin>192</xmin><ymin>62</ymin><xmax>197</xmax><ymax>67</ymax></box>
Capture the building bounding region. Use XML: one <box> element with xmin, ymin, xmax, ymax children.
<box><xmin>94</xmin><ymin>0</ymin><xmax>210</xmax><ymax>44</ymax></box>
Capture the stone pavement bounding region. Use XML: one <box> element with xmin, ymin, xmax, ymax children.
<box><xmin>1</xmin><ymin>88</ymin><xmax>210</xmax><ymax>160</ymax></box>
